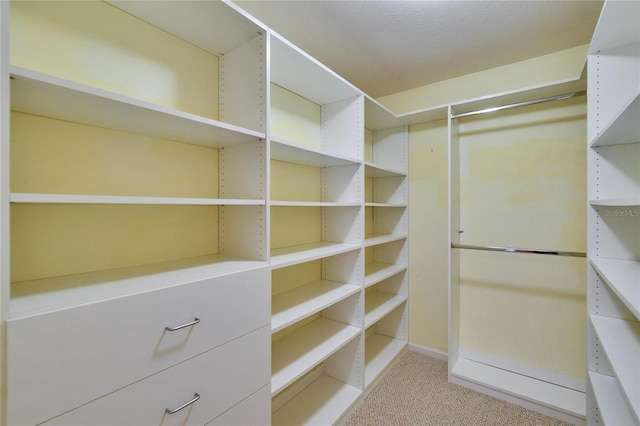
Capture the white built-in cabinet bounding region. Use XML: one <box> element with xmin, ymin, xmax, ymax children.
<box><xmin>268</xmin><ymin>33</ymin><xmax>409</xmax><ymax>425</ymax></box>
<box><xmin>586</xmin><ymin>1</ymin><xmax>640</xmax><ymax>424</ymax></box>
<box><xmin>2</xmin><ymin>1</ymin><xmax>272</xmax><ymax>425</ymax></box>
<box><xmin>0</xmin><ymin>1</ymin><xmax>408</xmax><ymax>425</ymax></box>
<box><xmin>269</xmin><ymin>32</ymin><xmax>366</xmax><ymax>425</ymax></box>
<box><xmin>363</xmin><ymin>99</ymin><xmax>409</xmax><ymax>389</ymax></box>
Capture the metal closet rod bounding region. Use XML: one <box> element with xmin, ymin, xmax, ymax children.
<box><xmin>450</xmin><ymin>92</ymin><xmax>579</xmax><ymax>119</ymax></box>
<box><xmin>452</xmin><ymin>243</ymin><xmax>586</xmax><ymax>258</ymax></box>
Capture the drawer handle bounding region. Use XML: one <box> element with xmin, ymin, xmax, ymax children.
<box><xmin>165</xmin><ymin>318</ymin><xmax>200</xmax><ymax>332</ymax></box>
<box><xmin>165</xmin><ymin>393</ymin><xmax>200</xmax><ymax>414</ymax></box>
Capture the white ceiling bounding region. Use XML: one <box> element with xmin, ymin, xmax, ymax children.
<box><xmin>235</xmin><ymin>0</ymin><xmax>604</xmax><ymax>98</ymax></box>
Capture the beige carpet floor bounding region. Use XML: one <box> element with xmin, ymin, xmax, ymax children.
<box><xmin>345</xmin><ymin>350</ymin><xmax>571</xmax><ymax>426</ymax></box>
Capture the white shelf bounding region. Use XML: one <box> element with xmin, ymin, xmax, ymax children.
<box><xmin>450</xmin><ymin>78</ymin><xmax>587</xmax><ymax>121</ymax></box>
<box><xmin>364</xmin><ymin>234</ymin><xmax>406</xmax><ymax>247</ymax></box>
<box><xmin>105</xmin><ymin>0</ymin><xmax>265</xmax><ymax>56</ymax></box>
<box><xmin>589</xmin><ymin>0</ymin><xmax>640</xmax><ymax>53</ymax></box>
<box><xmin>271</xmin><ymin>138</ymin><xmax>360</xmax><ymax>167</ymax></box>
<box><xmin>590</xmin><ymin>91</ymin><xmax>640</xmax><ymax>147</ymax></box>
<box><xmin>270</xmin><ymin>201</ymin><xmax>361</xmax><ymax>208</ymax></box>
<box><xmin>364</xmin><ymin>262</ymin><xmax>407</xmax><ymax>288</ymax></box>
<box><xmin>364</xmin><ymin>162</ymin><xmax>406</xmax><ymax>178</ymax></box>
<box><xmin>589</xmin><ymin>315</ymin><xmax>640</xmax><ymax>421</ymax></box>
<box><xmin>10</xmin><ymin>66</ymin><xmax>264</xmax><ymax>148</ymax></box>
<box><xmin>365</xmin><ymin>334</ymin><xmax>406</xmax><ymax>388</ymax></box>
<box><xmin>587</xmin><ymin>4</ymin><xmax>640</xmax><ymax>424</ymax></box>
<box><xmin>364</xmin><ymin>292</ymin><xmax>407</xmax><ymax>328</ymax></box>
<box><xmin>590</xmin><ymin>198</ymin><xmax>640</xmax><ymax>207</ymax></box>
<box><xmin>589</xmin><ymin>371</ymin><xmax>637</xmax><ymax>426</ymax></box>
<box><xmin>271</xmin><ymin>317</ymin><xmax>361</xmax><ymax>395</ymax></box>
<box><xmin>10</xmin><ymin>193</ymin><xmax>265</xmax><ymax>206</ymax></box>
<box><xmin>271</xmin><ymin>375</ymin><xmax>361</xmax><ymax>426</ymax></box>
<box><xmin>10</xmin><ymin>255</ymin><xmax>267</xmax><ymax>318</ymax></box>
<box><xmin>364</xmin><ymin>96</ymin><xmax>405</xmax><ymax>131</ymax></box>
<box><xmin>271</xmin><ymin>280</ymin><xmax>360</xmax><ymax>333</ymax></box>
<box><xmin>451</xmin><ymin>357</ymin><xmax>586</xmax><ymax>418</ymax></box>
<box><xmin>365</xmin><ymin>202</ymin><xmax>407</xmax><ymax>208</ymax></box>
<box><xmin>270</xmin><ymin>242</ymin><xmax>362</xmax><ymax>270</ymax></box>
<box><xmin>590</xmin><ymin>258</ymin><xmax>640</xmax><ymax>319</ymax></box>
<box><xmin>270</xmin><ymin>34</ymin><xmax>360</xmax><ymax>106</ymax></box>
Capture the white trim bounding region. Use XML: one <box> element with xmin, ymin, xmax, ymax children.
<box><xmin>459</xmin><ymin>347</ymin><xmax>586</xmax><ymax>392</ymax></box>
<box><xmin>450</xmin><ymin>371</ymin><xmax>586</xmax><ymax>426</ymax></box>
<box><xmin>408</xmin><ymin>343</ymin><xmax>448</xmax><ymax>362</ymax></box>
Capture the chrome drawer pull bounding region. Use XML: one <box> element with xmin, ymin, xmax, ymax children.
<box><xmin>165</xmin><ymin>393</ymin><xmax>200</xmax><ymax>414</ymax></box>
<box><xmin>165</xmin><ymin>318</ymin><xmax>200</xmax><ymax>332</ymax></box>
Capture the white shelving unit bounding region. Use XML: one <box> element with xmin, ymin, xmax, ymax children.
<box><xmin>2</xmin><ymin>2</ymin><xmax>413</xmax><ymax>425</ymax></box>
<box><xmin>2</xmin><ymin>2</ymin><xmax>272</xmax><ymax>425</ymax></box>
<box><xmin>587</xmin><ymin>2</ymin><xmax>640</xmax><ymax>424</ymax></box>
<box><xmin>268</xmin><ymin>31</ymin><xmax>368</xmax><ymax>426</ymax></box>
<box><xmin>7</xmin><ymin>0</ymin><xmax>269</xmax><ymax>290</ymax></box>
<box><xmin>362</xmin><ymin>97</ymin><xmax>409</xmax><ymax>388</ymax></box>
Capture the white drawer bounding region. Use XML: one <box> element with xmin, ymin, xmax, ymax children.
<box><xmin>207</xmin><ymin>385</ymin><xmax>271</xmax><ymax>426</ymax></box>
<box><xmin>43</xmin><ymin>325</ymin><xmax>271</xmax><ymax>426</ymax></box>
<box><xmin>7</xmin><ymin>266</ymin><xmax>270</xmax><ymax>426</ymax></box>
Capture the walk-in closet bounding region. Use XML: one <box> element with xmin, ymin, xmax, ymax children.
<box><xmin>0</xmin><ymin>1</ymin><xmax>637</xmax><ymax>425</ymax></box>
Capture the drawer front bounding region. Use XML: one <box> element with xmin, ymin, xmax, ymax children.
<box><xmin>207</xmin><ymin>385</ymin><xmax>271</xmax><ymax>426</ymax></box>
<box><xmin>7</xmin><ymin>266</ymin><xmax>270</xmax><ymax>426</ymax></box>
<box><xmin>43</xmin><ymin>325</ymin><xmax>271</xmax><ymax>426</ymax></box>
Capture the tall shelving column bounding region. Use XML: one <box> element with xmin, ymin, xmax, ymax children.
<box><xmin>268</xmin><ymin>33</ymin><xmax>365</xmax><ymax>426</ymax></box>
<box><xmin>586</xmin><ymin>1</ymin><xmax>640</xmax><ymax>424</ymax></box>
<box><xmin>2</xmin><ymin>2</ymin><xmax>272</xmax><ymax>424</ymax></box>
<box><xmin>363</xmin><ymin>97</ymin><xmax>409</xmax><ymax>389</ymax></box>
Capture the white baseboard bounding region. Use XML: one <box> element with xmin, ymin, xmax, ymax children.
<box><xmin>451</xmin><ymin>357</ymin><xmax>586</xmax><ymax>425</ymax></box>
<box><xmin>408</xmin><ymin>342</ymin><xmax>448</xmax><ymax>361</ymax></box>
<box><xmin>458</xmin><ymin>347</ymin><xmax>586</xmax><ymax>392</ymax></box>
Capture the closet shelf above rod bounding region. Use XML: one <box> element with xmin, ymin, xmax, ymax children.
<box><xmin>452</xmin><ymin>243</ymin><xmax>586</xmax><ymax>258</ymax></box>
<box><xmin>450</xmin><ymin>92</ymin><xmax>582</xmax><ymax>119</ymax></box>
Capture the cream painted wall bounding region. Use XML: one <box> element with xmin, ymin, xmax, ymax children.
<box><xmin>379</xmin><ymin>45</ymin><xmax>588</xmax><ymax>115</ymax></box>
<box><xmin>270</xmin><ymin>83</ymin><xmax>322</xmax><ymax>149</ymax></box>
<box><xmin>10</xmin><ymin>112</ymin><xmax>220</xmax><ymax>283</ymax></box>
<box><xmin>10</xmin><ymin>1</ymin><xmax>219</xmax><ymax>119</ymax></box>
<box><xmin>404</xmin><ymin>97</ymin><xmax>587</xmax><ymax>377</ymax></box>
<box><xmin>458</xmin><ymin>96</ymin><xmax>587</xmax><ymax>378</ymax></box>
<box><xmin>379</xmin><ymin>45</ymin><xmax>589</xmax><ymax>380</ymax></box>
<box><xmin>407</xmin><ymin>119</ymin><xmax>449</xmax><ymax>352</ymax></box>
<box><xmin>8</xmin><ymin>1</ymin><xmax>223</xmax><ymax>283</ymax></box>
<box><xmin>11</xmin><ymin>112</ymin><xmax>219</xmax><ymax>198</ymax></box>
